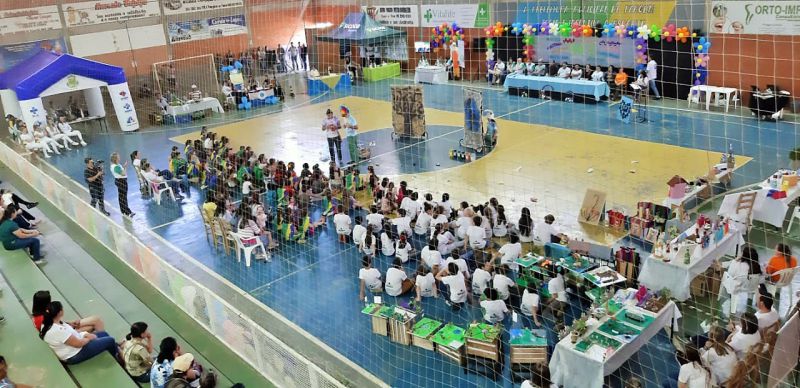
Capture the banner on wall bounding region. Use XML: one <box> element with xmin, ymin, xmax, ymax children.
<box><xmin>0</xmin><ymin>38</ymin><xmax>66</xmax><ymax>72</ymax></box>
<box><xmin>70</xmin><ymin>25</ymin><xmax>167</xmax><ymax>57</ymax></box>
<box><xmin>167</xmin><ymin>15</ymin><xmax>247</xmax><ymax>43</ymax></box>
<box><xmin>421</xmin><ymin>3</ymin><xmax>491</xmax><ymax>28</ymax></box>
<box><xmin>535</xmin><ymin>36</ymin><xmax>636</xmax><ymax>68</ymax></box>
<box><xmin>0</xmin><ymin>6</ymin><xmax>62</xmax><ymax>36</ymax></box>
<box><xmin>162</xmin><ymin>0</ymin><xmax>244</xmax><ymax>16</ymax></box>
<box><xmin>709</xmin><ymin>1</ymin><xmax>800</xmax><ymax>35</ymax></box>
<box><xmin>61</xmin><ymin>0</ymin><xmax>162</xmax><ymax>27</ymax></box>
<box><xmin>362</xmin><ymin>5</ymin><xmax>419</xmax><ymax>27</ymax></box>
<box><xmin>515</xmin><ymin>0</ymin><xmax>678</xmax><ymax>26</ymax></box>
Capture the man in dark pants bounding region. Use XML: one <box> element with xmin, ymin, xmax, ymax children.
<box><xmin>84</xmin><ymin>158</ymin><xmax>109</xmax><ymax>216</ymax></box>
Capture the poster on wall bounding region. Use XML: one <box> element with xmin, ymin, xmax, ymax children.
<box><xmin>420</xmin><ymin>3</ymin><xmax>490</xmax><ymax>28</ymax></box>
<box><xmin>535</xmin><ymin>36</ymin><xmax>636</xmax><ymax>68</ymax></box>
<box><xmin>362</xmin><ymin>5</ymin><xmax>419</xmax><ymax>27</ymax></box>
<box><xmin>0</xmin><ymin>38</ymin><xmax>66</xmax><ymax>73</ymax></box>
<box><xmin>0</xmin><ymin>6</ymin><xmax>62</xmax><ymax>36</ymax></box>
<box><xmin>167</xmin><ymin>15</ymin><xmax>247</xmax><ymax>43</ymax></box>
<box><xmin>162</xmin><ymin>0</ymin><xmax>245</xmax><ymax>16</ymax></box>
<box><xmin>709</xmin><ymin>1</ymin><xmax>800</xmax><ymax>35</ymax></box>
<box><xmin>69</xmin><ymin>25</ymin><xmax>167</xmax><ymax>57</ymax></box>
<box><xmin>62</xmin><ymin>0</ymin><xmax>162</xmax><ymax>27</ymax></box>
<box><xmin>515</xmin><ymin>0</ymin><xmax>678</xmax><ymax>26</ymax></box>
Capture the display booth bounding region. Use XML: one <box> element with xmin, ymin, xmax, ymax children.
<box><xmin>0</xmin><ymin>51</ymin><xmax>139</xmax><ymax>132</ymax></box>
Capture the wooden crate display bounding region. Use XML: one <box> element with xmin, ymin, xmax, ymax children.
<box><xmin>388</xmin><ymin>307</ymin><xmax>417</xmax><ymax>345</ymax></box>
<box><xmin>361</xmin><ymin>303</ymin><xmax>392</xmax><ymax>337</ymax></box>
<box><xmin>409</xmin><ymin>318</ymin><xmax>443</xmax><ymax>351</ymax></box>
<box><xmin>431</xmin><ymin>323</ymin><xmax>466</xmax><ymax>365</ymax></box>
<box><xmin>465</xmin><ymin>323</ymin><xmax>502</xmax><ymax>362</ymax></box>
<box><xmin>509</xmin><ymin>328</ymin><xmax>548</xmax><ymax>364</ymax></box>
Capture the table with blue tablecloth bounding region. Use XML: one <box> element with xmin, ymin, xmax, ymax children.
<box><xmin>504</xmin><ymin>74</ymin><xmax>610</xmax><ymax>101</ymax></box>
<box><xmin>307</xmin><ymin>73</ymin><xmax>352</xmax><ymax>95</ymax></box>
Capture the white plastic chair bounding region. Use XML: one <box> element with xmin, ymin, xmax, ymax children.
<box><xmin>229</xmin><ymin>231</ymin><xmax>264</xmax><ymax>267</ymax></box>
<box><xmin>786</xmin><ymin>206</ymin><xmax>800</xmax><ymax>232</ymax></box>
<box><xmin>145</xmin><ymin>176</ymin><xmax>175</xmax><ymax>205</ymax></box>
<box><xmin>766</xmin><ymin>267</ymin><xmax>800</xmax><ymax>318</ymax></box>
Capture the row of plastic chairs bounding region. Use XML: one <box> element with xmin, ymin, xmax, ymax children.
<box><xmin>198</xmin><ymin>207</ymin><xmax>267</xmax><ymax>266</ymax></box>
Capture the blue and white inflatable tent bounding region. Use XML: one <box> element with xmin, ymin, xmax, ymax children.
<box><xmin>0</xmin><ymin>51</ymin><xmax>139</xmax><ymax>131</ymax></box>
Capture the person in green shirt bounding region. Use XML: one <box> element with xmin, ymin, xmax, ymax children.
<box><xmin>0</xmin><ymin>205</ymin><xmax>45</xmax><ymax>263</ymax></box>
<box><xmin>341</xmin><ymin>105</ymin><xmax>360</xmax><ymax>166</ymax></box>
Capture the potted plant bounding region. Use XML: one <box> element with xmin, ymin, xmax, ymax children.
<box><xmin>790</xmin><ymin>147</ymin><xmax>800</xmax><ymax>170</ymax></box>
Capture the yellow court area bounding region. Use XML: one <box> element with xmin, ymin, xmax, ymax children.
<box><xmin>175</xmin><ymin>96</ymin><xmax>750</xmax><ymax>244</ymax></box>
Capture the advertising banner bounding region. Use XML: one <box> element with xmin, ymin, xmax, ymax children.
<box><xmin>0</xmin><ymin>6</ymin><xmax>62</xmax><ymax>36</ymax></box>
<box><xmin>0</xmin><ymin>38</ymin><xmax>66</xmax><ymax>73</ymax></box>
<box><xmin>710</xmin><ymin>1</ymin><xmax>800</xmax><ymax>35</ymax></box>
<box><xmin>108</xmin><ymin>83</ymin><xmax>140</xmax><ymax>132</ymax></box>
<box><xmin>362</xmin><ymin>5</ymin><xmax>419</xmax><ymax>27</ymax></box>
<box><xmin>61</xmin><ymin>0</ymin><xmax>162</xmax><ymax>27</ymax></box>
<box><xmin>167</xmin><ymin>14</ymin><xmax>247</xmax><ymax>43</ymax></box>
<box><xmin>535</xmin><ymin>36</ymin><xmax>636</xmax><ymax>68</ymax></box>
<box><xmin>421</xmin><ymin>3</ymin><xmax>490</xmax><ymax>28</ymax></box>
<box><xmin>162</xmin><ymin>0</ymin><xmax>244</xmax><ymax>16</ymax></box>
<box><xmin>515</xmin><ymin>1</ymin><xmax>678</xmax><ymax>26</ymax></box>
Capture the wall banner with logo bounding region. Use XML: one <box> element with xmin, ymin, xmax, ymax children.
<box><xmin>162</xmin><ymin>0</ymin><xmax>245</xmax><ymax>16</ymax></box>
<box><xmin>421</xmin><ymin>3</ymin><xmax>491</xmax><ymax>28</ymax></box>
<box><xmin>62</xmin><ymin>0</ymin><xmax>162</xmax><ymax>27</ymax></box>
<box><xmin>710</xmin><ymin>1</ymin><xmax>800</xmax><ymax>35</ymax></box>
<box><xmin>362</xmin><ymin>5</ymin><xmax>420</xmax><ymax>27</ymax></box>
<box><xmin>515</xmin><ymin>1</ymin><xmax>678</xmax><ymax>26</ymax></box>
<box><xmin>0</xmin><ymin>6</ymin><xmax>62</xmax><ymax>36</ymax></box>
<box><xmin>535</xmin><ymin>36</ymin><xmax>636</xmax><ymax>68</ymax></box>
<box><xmin>0</xmin><ymin>39</ymin><xmax>67</xmax><ymax>73</ymax></box>
<box><xmin>167</xmin><ymin>15</ymin><xmax>247</xmax><ymax>43</ymax></box>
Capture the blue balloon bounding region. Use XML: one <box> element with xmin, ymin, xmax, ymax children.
<box><xmin>234</xmin><ymin>61</ymin><xmax>243</xmax><ymax>69</ymax></box>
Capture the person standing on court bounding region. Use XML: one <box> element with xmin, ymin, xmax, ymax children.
<box><xmin>110</xmin><ymin>152</ymin><xmax>135</xmax><ymax>218</ymax></box>
<box><xmin>322</xmin><ymin>108</ymin><xmax>343</xmax><ymax>165</ymax></box>
<box><xmin>289</xmin><ymin>43</ymin><xmax>299</xmax><ymax>72</ymax></box>
<box><xmin>341</xmin><ymin>105</ymin><xmax>359</xmax><ymax>166</ymax></box>
<box><xmin>646</xmin><ymin>58</ymin><xmax>661</xmax><ymax>100</ymax></box>
<box><xmin>84</xmin><ymin>158</ymin><xmax>109</xmax><ymax>216</ymax></box>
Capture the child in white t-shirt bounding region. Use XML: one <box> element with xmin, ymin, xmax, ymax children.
<box><xmin>361</xmin><ymin>225</ymin><xmax>377</xmax><ymax>257</ymax></box>
<box><xmin>436</xmin><ymin>262</ymin><xmax>468</xmax><ymax>309</ymax></box>
<box><xmin>366</xmin><ymin>205</ymin><xmax>384</xmax><ymax>233</ymax></box>
<box><xmin>493</xmin><ymin>265</ymin><xmax>516</xmax><ymax>301</ymax></box>
<box><xmin>414</xmin><ymin>265</ymin><xmax>437</xmax><ymax>302</ymax></box>
<box><xmin>496</xmin><ymin>233</ymin><xmax>522</xmax><ymax>272</ymax></box>
<box><xmin>351</xmin><ymin>216</ymin><xmax>366</xmax><ymax>249</ymax></box>
<box><xmin>546</xmin><ymin>266</ymin><xmax>567</xmax><ymax>319</ymax></box>
<box><xmin>332</xmin><ymin>205</ymin><xmax>351</xmax><ymax>242</ymax></box>
<box><xmin>520</xmin><ymin>283</ymin><xmax>541</xmax><ymax>327</ymax></box>
<box><xmin>385</xmin><ymin>258</ymin><xmax>413</xmax><ymax>297</ymax></box>
<box><xmin>379</xmin><ymin>220</ymin><xmax>395</xmax><ymax>257</ymax></box>
<box><xmin>472</xmin><ymin>260</ymin><xmax>493</xmax><ymax>298</ymax></box>
<box><xmin>395</xmin><ymin>232</ymin><xmax>415</xmax><ymax>263</ymax></box>
<box><xmin>422</xmin><ymin>238</ymin><xmax>444</xmax><ymax>274</ymax></box>
<box><xmin>391</xmin><ymin>208</ymin><xmax>413</xmax><ymax>237</ymax></box>
<box><xmin>480</xmin><ymin>288</ymin><xmax>509</xmax><ymax>324</ymax></box>
<box><xmin>466</xmin><ymin>215</ymin><xmax>487</xmax><ymax>250</ymax></box>
<box><xmin>358</xmin><ymin>256</ymin><xmax>382</xmax><ymax>301</ymax></box>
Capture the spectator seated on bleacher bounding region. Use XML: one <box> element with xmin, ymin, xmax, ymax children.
<box><xmin>0</xmin><ymin>355</ymin><xmax>33</xmax><ymax>388</ymax></box>
<box><xmin>121</xmin><ymin>322</ymin><xmax>154</xmax><ymax>383</ymax></box>
<box><xmin>39</xmin><ymin>301</ymin><xmax>119</xmax><ymax>365</ymax></box>
<box><xmin>31</xmin><ymin>290</ymin><xmax>104</xmax><ymax>333</ymax></box>
<box><xmin>151</xmin><ymin>337</ymin><xmax>202</xmax><ymax>388</ymax></box>
<box><xmin>0</xmin><ymin>205</ymin><xmax>45</xmax><ymax>264</ymax></box>
<box><xmin>165</xmin><ymin>353</ymin><xmax>199</xmax><ymax>388</ymax></box>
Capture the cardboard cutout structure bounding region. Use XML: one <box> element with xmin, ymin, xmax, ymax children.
<box><xmin>0</xmin><ymin>51</ymin><xmax>139</xmax><ymax>132</ymax></box>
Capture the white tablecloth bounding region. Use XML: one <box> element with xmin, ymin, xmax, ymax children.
<box><xmin>662</xmin><ymin>163</ymin><xmax>735</xmax><ymax>209</ymax></box>
<box><xmin>638</xmin><ymin>225</ymin><xmax>743</xmax><ymax>301</ymax></box>
<box><xmin>166</xmin><ymin>97</ymin><xmax>223</xmax><ymax>118</ymax></box>
<box><xmin>414</xmin><ymin>65</ymin><xmax>448</xmax><ymax>84</ymax></box>
<box><xmin>549</xmin><ymin>301</ymin><xmax>679</xmax><ymax>388</ymax></box>
<box><xmin>717</xmin><ymin>172</ymin><xmax>800</xmax><ymax>228</ymax></box>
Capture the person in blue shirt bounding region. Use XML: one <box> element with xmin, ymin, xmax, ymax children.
<box><xmin>341</xmin><ymin>105</ymin><xmax>359</xmax><ymax>166</ymax></box>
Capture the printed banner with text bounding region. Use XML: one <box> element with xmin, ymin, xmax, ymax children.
<box><xmin>362</xmin><ymin>5</ymin><xmax>419</xmax><ymax>27</ymax></box>
<box><xmin>516</xmin><ymin>0</ymin><xmax>677</xmax><ymax>26</ymax></box>
<box><xmin>62</xmin><ymin>0</ymin><xmax>162</xmax><ymax>27</ymax></box>
<box><xmin>535</xmin><ymin>36</ymin><xmax>636</xmax><ymax>68</ymax></box>
<box><xmin>162</xmin><ymin>0</ymin><xmax>245</xmax><ymax>16</ymax></box>
<box><xmin>421</xmin><ymin>3</ymin><xmax>490</xmax><ymax>28</ymax></box>
<box><xmin>710</xmin><ymin>1</ymin><xmax>800</xmax><ymax>35</ymax></box>
<box><xmin>0</xmin><ymin>6</ymin><xmax>62</xmax><ymax>36</ymax></box>
<box><xmin>0</xmin><ymin>39</ymin><xmax>67</xmax><ymax>73</ymax></box>
<box><xmin>168</xmin><ymin>14</ymin><xmax>247</xmax><ymax>43</ymax></box>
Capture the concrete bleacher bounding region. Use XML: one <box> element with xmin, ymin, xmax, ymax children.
<box><xmin>0</xmin><ymin>180</ymin><xmax>271</xmax><ymax>387</ymax></box>
<box><xmin>0</xmin><ymin>266</ymin><xmax>77</xmax><ymax>388</ymax></box>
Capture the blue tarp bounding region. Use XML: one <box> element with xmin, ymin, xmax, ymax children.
<box><xmin>0</xmin><ymin>51</ymin><xmax>126</xmax><ymax>100</ymax></box>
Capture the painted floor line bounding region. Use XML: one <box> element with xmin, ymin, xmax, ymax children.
<box><xmin>496</xmin><ymin>100</ymin><xmax>550</xmax><ymax>119</ymax></box>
